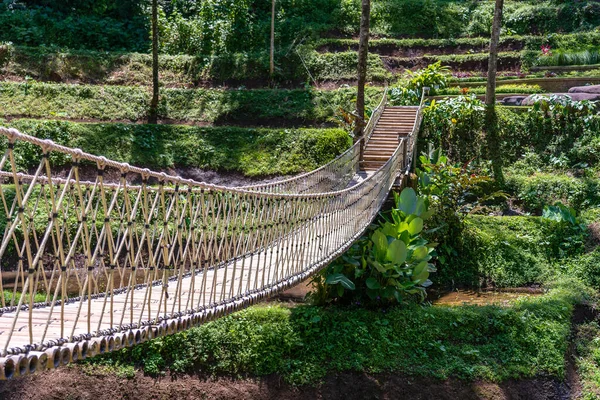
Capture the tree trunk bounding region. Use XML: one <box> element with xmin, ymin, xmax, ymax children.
<box><xmin>149</xmin><ymin>0</ymin><xmax>159</xmax><ymax>124</ymax></box>
<box><xmin>270</xmin><ymin>0</ymin><xmax>275</xmax><ymax>77</ymax></box>
<box><xmin>355</xmin><ymin>0</ymin><xmax>371</xmax><ymax>164</ymax></box>
<box><xmin>485</xmin><ymin>0</ymin><xmax>504</xmax><ymax>184</ymax></box>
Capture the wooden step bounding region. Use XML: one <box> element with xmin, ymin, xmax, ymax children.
<box><xmin>365</xmin><ymin>147</ymin><xmax>397</xmax><ymax>153</ymax></box>
<box><xmin>366</xmin><ymin>141</ymin><xmax>398</xmax><ymax>146</ymax></box>
<box><xmin>363</xmin><ymin>155</ymin><xmax>391</xmax><ymax>162</ymax></box>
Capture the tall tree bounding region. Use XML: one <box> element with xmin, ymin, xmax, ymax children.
<box><xmin>270</xmin><ymin>0</ymin><xmax>276</xmax><ymax>77</ymax></box>
<box><xmin>355</xmin><ymin>0</ymin><xmax>371</xmax><ymax>162</ymax></box>
<box><xmin>485</xmin><ymin>0</ymin><xmax>504</xmax><ymax>184</ymax></box>
<box><xmin>149</xmin><ymin>0</ymin><xmax>159</xmax><ymax>124</ymax></box>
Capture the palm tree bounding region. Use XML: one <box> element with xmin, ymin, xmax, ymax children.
<box><xmin>355</xmin><ymin>0</ymin><xmax>371</xmax><ymax>162</ymax></box>
<box><xmin>149</xmin><ymin>0</ymin><xmax>159</xmax><ymax>124</ymax></box>
<box><xmin>485</xmin><ymin>0</ymin><xmax>504</xmax><ymax>184</ymax></box>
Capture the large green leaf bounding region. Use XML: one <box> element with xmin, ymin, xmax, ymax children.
<box><xmin>381</xmin><ymin>222</ymin><xmax>397</xmax><ymax>237</ymax></box>
<box><xmin>325</xmin><ymin>273</ymin><xmax>356</xmax><ymax>290</ymax></box>
<box><xmin>398</xmin><ymin>188</ymin><xmax>417</xmax><ymax>215</ymax></box>
<box><xmin>386</xmin><ymin>239</ymin><xmax>407</xmax><ymax>264</ymax></box>
<box><xmin>408</xmin><ymin>217</ymin><xmax>424</xmax><ymax>235</ymax></box>
<box><xmin>412</xmin><ymin>245</ymin><xmax>429</xmax><ymax>261</ymax></box>
<box><xmin>366</xmin><ymin>277</ymin><xmax>381</xmax><ymax>289</ymax></box>
<box><xmin>412</xmin><ymin>261</ymin><xmax>429</xmax><ymax>282</ymax></box>
<box><xmin>371</xmin><ymin>229</ymin><xmax>388</xmax><ymax>261</ymax></box>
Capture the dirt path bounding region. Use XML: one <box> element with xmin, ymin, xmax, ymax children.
<box><xmin>0</xmin><ymin>368</ymin><xmax>572</xmax><ymax>400</ymax></box>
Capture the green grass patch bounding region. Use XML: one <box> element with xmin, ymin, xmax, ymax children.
<box><xmin>87</xmin><ymin>278</ymin><xmax>594</xmax><ymax>384</ymax></box>
<box><xmin>436</xmin><ymin>84</ymin><xmax>544</xmax><ymax>95</ymax></box>
<box><xmin>3</xmin><ymin>290</ymin><xmax>47</xmax><ymax>305</ymax></box>
<box><xmin>0</xmin><ymin>82</ymin><xmax>383</xmax><ymax>126</ymax></box>
<box><xmin>573</xmin><ymin>320</ymin><xmax>600</xmax><ymax>399</ymax></box>
<box><xmin>505</xmin><ymin>173</ymin><xmax>600</xmax><ymax>214</ymax></box>
<box><xmin>1</xmin><ymin>119</ymin><xmax>352</xmax><ymax>177</ymax></box>
<box><xmin>441</xmin><ymin>214</ymin><xmax>599</xmax><ymax>289</ymax></box>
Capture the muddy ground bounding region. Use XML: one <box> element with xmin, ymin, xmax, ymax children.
<box><xmin>0</xmin><ymin>368</ymin><xmax>573</xmax><ymax>400</ymax></box>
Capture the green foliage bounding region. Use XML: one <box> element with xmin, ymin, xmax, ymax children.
<box><xmin>0</xmin><ymin>4</ymin><xmax>148</xmax><ymax>52</ymax></box>
<box><xmin>0</xmin><ymin>81</ymin><xmax>382</xmax><ymax>126</ymax></box>
<box><xmin>505</xmin><ymin>173</ymin><xmax>600</xmax><ymax>214</ymax></box>
<box><xmin>311</xmin><ymin>188</ymin><xmax>436</xmax><ymax>306</ymax></box>
<box><xmin>406</xmin><ymin>61</ymin><xmax>450</xmax><ymax>95</ymax></box>
<box><xmin>3</xmin><ymin>1</ymin><xmax>599</xmax><ymax>55</ymax></box>
<box><xmin>0</xmin><ymin>119</ymin><xmax>351</xmax><ymax>177</ymax></box>
<box><xmin>535</xmin><ymin>47</ymin><xmax>600</xmax><ymax>67</ymax></box>
<box><xmin>422</xmin><ymin>94</ymin><xmax>600</xmax><ymax>171</ymax></box>
<box><xmin>573</xmin><ymin>320</ymin><xmax>600</xmax><ymax>400</ymax></box>
<box><xmin>389</xmin><ymin>62</ymin><xmax>451</xmax><ymax>105</ymax></box>
<box><xmin>89</xmin><ymin>281</ymin><xmax>592</xmax><ymax>384</ymax></box>
<box><xmin>436</xmin><ymin>84</ymin><xmax>544</xmax><ymax>96</ymax></box>
<box><xmin>416</xmin><ymin>148</ymin><xmax>506</xmax><ymax>286</ymax></box>
<box><xmin>453</xmin><ymin>214</ymin><xmax>595</xmax><ymax>288</ymax></box>
<box><xmin>421</xmin><ymin>95</ymin><xmax>486</xmax><ymax>163</ymax></box>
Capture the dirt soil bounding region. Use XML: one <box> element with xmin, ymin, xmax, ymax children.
<box><xmin>0</xmin><ymin>368</ymin><xmax>573</xmax><ymax>400</ymax></box>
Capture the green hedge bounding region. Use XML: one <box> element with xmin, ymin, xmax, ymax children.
<box><xmin>436</xmin><ymin>84</ymin><xmax>544</xmax><ymax>95</ymax></box>
<box><xmin>0</xmin><ymin>82</ymin><xmax>384</xmax><ymax>126</ymax></box>
<box><xmin>0</xmin><ymin>119</ymin><xmax>351</xmax><ymax>177</ymax></box>
<box><xmin>317</xmin><ymin>32</ymin><xmax>600</xmax><ymax>55</ymax></box>
<box><xmin>88</xmin><ymin>279</ymin><xmax>592</xmax><ymax>384</ymax></box>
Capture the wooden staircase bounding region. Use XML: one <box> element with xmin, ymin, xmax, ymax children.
<box><xmin>362</xmin><ymin>106</ymin><xmax>418</xmax><ymax>172</ymax></box>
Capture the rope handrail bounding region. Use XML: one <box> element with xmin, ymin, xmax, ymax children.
<box><xmin>240</xmin><ymin>88</ymin><xmax>390</xmax><ymax>194</ymax></box>
<box><xmin>0</xmin><ymin>115</ymin><xmax>412</xmax><ymax>378</ymax></box>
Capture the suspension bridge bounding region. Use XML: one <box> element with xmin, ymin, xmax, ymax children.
<box><xmin>0</xmin><ymin>90</ymin><xmax>424</xmax><ymax>379</ymax></box>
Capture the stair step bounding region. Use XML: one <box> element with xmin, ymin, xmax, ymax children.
<box><xmin>364</xmin><ymin>156</ymin><xmax>391</xmax><ymax>162</ymax></box>
<box><xmin>365</xmin><ymin>147</ymin><xmax>397</xmax><ymax>152</ymax></box>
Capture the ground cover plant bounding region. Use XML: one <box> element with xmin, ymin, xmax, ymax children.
<box><xmin>0</xmin><ymin>82</ymin><xmax>383</xmax><ymax>126</ymax></box>
<box><xmin>0</xmin><ymin>119</ymin><xmax>351</xmax><ymax>176</ymax></box>
<box><xmin>86</xmin><ymin>278</ymin><xmax>594</xmax><ymax>385</ymax></box>
<box><xmin>311</xmin><ymin>188</ymin><xmax>436</xmax><ymax>306</ymax></box>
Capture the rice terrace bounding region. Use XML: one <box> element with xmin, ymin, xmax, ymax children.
<box><xmin>0</xmin><ymin>0</ymin><xmax>600</xmax><ymax>399</ymax></box>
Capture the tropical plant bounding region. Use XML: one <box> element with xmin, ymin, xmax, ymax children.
<box><xmin>421</xmin><ymin>95</ymin><xmax>486</xmax><ymax>163</ymax></box>
<box><xmin>311</xmin><ymin>187</ymin><xmax>437</xmax><ymax>306</ymax></box>
<box><xmin>415</xmin><ymin>147</ymin><xmax>507</xmax><ymax>284</ymax></box>
<box><xmin>406</xmin><ymin>61</ymin><xmax>450</xmax><ymax>95</ymax></box>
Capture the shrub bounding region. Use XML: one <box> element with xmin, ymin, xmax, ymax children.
<box><xmin>421</xmin><ymin>95</ymin><xmax>486</xmax><ymax>163</ymax></box>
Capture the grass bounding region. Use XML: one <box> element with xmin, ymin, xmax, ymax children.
<box><xmin>535</xmin><ymin>48</ymin><xmax>600</xmax><ymax>67</ymax></box>
<box><xmin>505</xmin><ymin>172</ymin><xmax>600</xmax><ymax>214</ymax></box>
<box><xmin>1</xmin><ymin>119</ymin><xmax>352</xmax><ymax>177</ymax></box>
<box><xmin>0</xmin><ymin>81</ymin><xmax>383</xmax><ymax>126</ymax></box>
<box><xmin>3</xmin><ymin>290</ymin><xmax>47</xmax><ymax>305</ymax></box>
<box><xmin>574</xmin><ymin>321</ymin><xmax>600</xmax><ymax>399</ymax></box>
<box><xmin>86</xmin><ymin>278</ymin><xmax>594</xmax><ymax>385</ymax></box>
<box><xmin>436</xmin><ymin>84</ymin><xmax>544</xmax><ymax>95</ymax></box>
<box><xmin>317</xmin><ymin>32</ymin><xmax>600</xmax><ymax>55</ymax></box>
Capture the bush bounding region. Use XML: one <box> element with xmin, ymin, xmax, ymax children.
<box><xmin>420</xmin><ymin>95</ymin><xmax>486</xmax><ymax>163</ymax></box>
<box><xmin>311</xmin><ymin>188</ymin><xmax>436</xmax><ymax>306</ymax></box>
